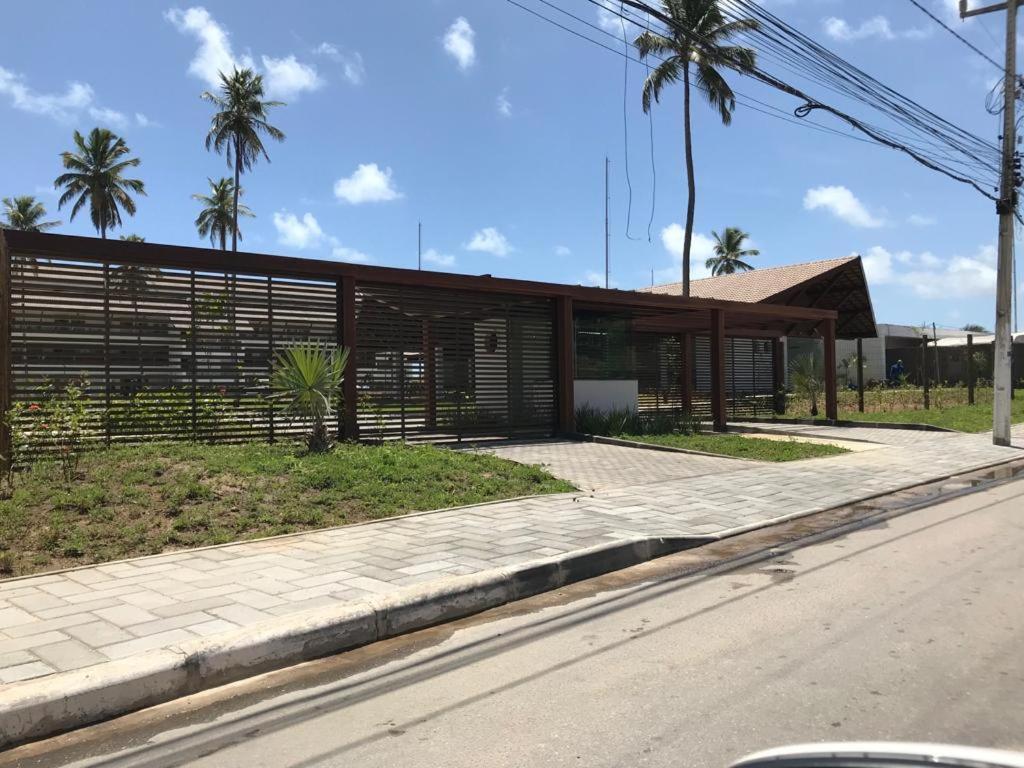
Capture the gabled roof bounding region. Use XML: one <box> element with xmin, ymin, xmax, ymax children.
<box><xmin>638</xmin><ymin>256</ymin><xmax>877</xmax><ymax>339</ymax></box>
<box><xmin>640</xmin><ymin>256</ymin><xmax>856</xmax><ymax>302</ymax></box>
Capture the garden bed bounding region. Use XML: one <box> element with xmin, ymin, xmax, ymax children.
<box><xmin>0</xmin><ymin>441</ymin><xmax>575</xmax><ymax>578</ymax></box>
<box><xmin>616</xmin><ymin>433</ymin><xmax>849</xmax><ymax>461</ymax></box>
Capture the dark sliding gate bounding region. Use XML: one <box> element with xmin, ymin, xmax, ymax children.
<box><xmin>354</xmin><ymin>283</ymin><xmax>557</xmax><ymax>441</ymax></box>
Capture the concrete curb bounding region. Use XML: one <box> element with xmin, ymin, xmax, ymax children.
<box><xmin>567</xmin><ymin>432</ymin><xmax>747</xmax><ymax>461</ymax></box>
<box><xmin>737</xmin><ymin>416</ymin><xmax>958</xmax><ymax>433</ymax></box>
<box><xmin>0</xmin><ymin>535</ymin><xmax>708</xmax><ymax>749</ymax></box>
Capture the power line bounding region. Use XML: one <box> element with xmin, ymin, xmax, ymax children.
<box><xmin>903</xmin><ymin>0</ymin><xmax>1002</xmax><ymax>71</ymax></box>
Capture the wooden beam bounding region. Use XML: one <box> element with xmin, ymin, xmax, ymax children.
<box><xmin>772</xmin><ymin>337</ymin><xmax>786</xmax><ymax>415</ymax></box>
<box><xmin>678</xmin><ymin>332</ymin><xmax>693</xmax><ymax>413</ymax></box>
<box><xmin>3</xmin><ymin>231</ymin><xmax>838</xmax><ymax>325</ymax></box>
<box><xmin>711</xmin><ymin>309</ymin><xmax>727</xmax><ymax>431</ymax></box>
<box><xmin>823</xmin><ymin>317</ymin><xmax>838</xmax><ymax>421</ymax></box>
<box><xmin>423</xmin><ymin>320</ymin><xmax>437</xmax><ymax>429</ymax></box>
<box><xmin>556</xmin><ymin>297</ymin><xmax>575</xmax><ymax>434</ymax></box>
<box><xmin>967</xmin><ymin>333</ymin><xmax>976</xmax><ymax>405</ymax></box>
<box><xmin>856</xmin><ymin>337</ymin><xmax>865</xmax><ymax>413</ymax></box>
<box><xmin>340</xmin><ymin>276</ymin><xmax>359</xmax><ymax>440</ymax></box>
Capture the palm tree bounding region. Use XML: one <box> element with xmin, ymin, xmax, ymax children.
<box><xmin>2</xmin><ymin>195</ymin><xmax>61</xmax><ymax>232</ymax></box>
<box><xmin>193</xmin><ymin>177</ymin><xmax>253</xmax><ymax>250</ymax></box>
<box><xmin>706</xmin><ymin>227</ymin><xmax>759</xmax><ymax>276</ymax></box>
<box><xmin>202</xmin><ymin>68</ymin><xmax>284</xmax><ymax>252</ymax></box>
<box><xmin>636</xmin><ymin>0</ymin><xmax>758</xmax><ymax>297</ymax></box>
<box><xmin>54</xmin><ymin>128</ymin><xmax>146</xmax><ymax>239</ymax></box>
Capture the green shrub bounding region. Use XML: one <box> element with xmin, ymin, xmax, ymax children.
<box><xmin>574</xmin><ymin>404</ymin><xmax>702</xmax><ymax>437</ymax></box>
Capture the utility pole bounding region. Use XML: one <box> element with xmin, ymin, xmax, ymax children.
<box><xmin>960</xmin><ymin>0</ymin><xmax>1018</xmax><ymax>445</ymax></box>
<box><xmin>418</xmin><ymin>221</ymin><xmax>422</xmax><ymax>271</ymax></box>
<box><xmin>604</xmin><ymin>156</ymin><xmax>610</xmax><ymax>290</ymax></box>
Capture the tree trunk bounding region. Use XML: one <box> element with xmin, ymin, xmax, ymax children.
<box><xmin>232</xmin><ymin>149</ymin><xmax>241</xmax><ymax>253</ymax></box>
<box><xmin>681</xmin><ymin>59</ymin><xmax>696</xmax><ymax>299</ymax></box>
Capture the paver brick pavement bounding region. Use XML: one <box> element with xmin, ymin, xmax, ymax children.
<box><xmin>0</xmin><ymin>425</ymin><xmax>1020</xmax><ymax>684</ymax></box>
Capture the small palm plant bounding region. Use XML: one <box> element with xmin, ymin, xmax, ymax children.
<box><xmin>789</xmin><ymin>352</ymin><xmax>824</xmax><ymax>417</ymax></box>
<box><xmin>269</xmin><ymin>342</ymin><xmax>349</xmax><ymax>452</ymax></box>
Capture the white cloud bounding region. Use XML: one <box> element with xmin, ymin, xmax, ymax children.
<box><xmin>466</xmin><ymin>227</ymin><xmax>513</xmax><ymax>257</ymax></box>
<box><xmin>496</xmin><ymin>88</ymin><xmax>512</xmax><ymax>117</ymax></box>
<box><xmin>444</xmin><ymin>17</ymin><xmax>476</xmax><ymax>70</ymax></box>
<box><xmin>260</xmin><ymin>55</ymin><xmax>323</xmax><ymax>99</ymax></box>
<box><xmin>596</xmin><ymin>0</ymin><xmax>640</xmax><ymax>34</ymax></box>
<box><xmin>422</xmin><ymin>248</ymin><xmax>456</xmax><ymax>268</ymax></box>
<box><xmin>555</xmin><ymin>245</ymin><xmax>572</xmax><ymax>256</ymax></box>
<box><xmin>135</xmin><ymin>112</ymin><xmax>153</xmax><ymax>127</ymax></box>
<box><xmin>581</xmin><ymin>270</ymin><xmax>619</xmax><ymax>288</ymax></box>
<box><xmin>908</xmin><ymin>213</ymin><xmax>936</xmax><ymax>227</ymax></box>
<box><xmin>823</xmin><ymin>16</ymin><xmax>930</xmax><ymax>42</ymax></box>
<box><xmin>0</xmin><ymin>66</ymin><xmax>131</xmax><ymax>126</ymax></box>
<box><xmin>658</xmin><ymin>224</ymin><xmax>715</xmax><ymax>282</ymax></box>
<box><xmin>331</xmin><ymin>244</ymin><xmax>371</xmax><ymax>263</ymax></box>
<box><xmin>165</xmin><ymin>7</ymin><xmax>320</xmax><ymax>99</ymax></box>
<box><xmin>333</xmin><ymin>163</ymin><xmax>402</xmax><ymax>204</ymax></box>
<box><xmin>859</xmin><ymin>244</ymin><xmax>997</xmax><ymax>299</ymax></box>
<box><xmin>804</xmin><ymin>185</ymin><xmax>885</xmax><ymax>228</ymax></box>
<box><xmin>313</xmin><ymin>42</ymin><xmax>365</xmax><ymax>86</ymax></box>
<box><xmin>272</xmin><ymin>211</ymin><xmax>325</xmax><ymax>249</ymax></box>
<box><xmin>87</xmin><ymin>105</ymin><xmax>128</xmax><ymax>127</ymax></box>
<box><xmin>273</xmin><ymin>209</ymin><xmax>372</xmax><ymax>262</ymax></box>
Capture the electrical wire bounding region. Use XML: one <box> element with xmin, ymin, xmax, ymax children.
<box><xmin>903</xmin><ymin>0</ymin><xmax>1002</xmax><ymax>71</ymax></box>
<box><xmin>620</xmin><ymin>1</ymin><xmax>641</xmax><ymax>240</ymax></box>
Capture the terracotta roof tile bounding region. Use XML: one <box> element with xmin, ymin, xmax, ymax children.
<box><xmin>638</xmin><ymin>256</ymin><xmax>856</xmax><ymax>303</ymax></box>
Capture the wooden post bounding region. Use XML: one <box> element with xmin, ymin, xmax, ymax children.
<box><xmin>0</xmin><ymin>233</ymin><xmax>12</xmax><ymax>472</ymax></box>
<box><xmin>711</xmin><ymin>309</ymin><xmax>727</xmax><ymax>431</ymax></box>
<box><xmin>423</xmin><ymin>320</ymin><xmax>436</xmax><ymax>429</ymax></box>
<box><xmin>823</xmin><ymin>317</ymin><xmax>838</xmax><ymax>421</ymax></box>
<box><xmin>267</xmin><ymin>276</ymin><xmax>275</xmax><ymax>443</ymax></box>
<box><xmin>967</xmin><ymin>333</ymin><xmax>975</xmax><ymax>405</ymax></box>
<box><xmin>103</xmin><ymin>264</ymin><xmax>112</xmax><ymax>445</ymax></box>
<box><xmin>189</xmin><ymin>271</ymin><xmax>198</xmax><ymax>441</ymax></box>
<box><xmin>771</xmin><ymin>337</ymin><xmax>786</xmax><ymax>415</ymax></box>
<box><xmin>556</xmin><ymin>296</ymin><xmax>575</xmax><ymax>434</ymax></box>
<box><xmin>921</xmin><ymin>335</ymin><xmax>930</xmax><ymax>410</ymax></box>
<box><xmin>678</xmin><ymin>332</ymin><xmax>693</xmax><ymax>414</ymax></box>
<box><xmin>340</xmin><ymin>276</ymin><xmax>359</xmax><ymax>441</ymax></box>
<box><xmin>856</xmin><ymin>337</ymin><xmax>865</xmax><ymax>413</ymax></box>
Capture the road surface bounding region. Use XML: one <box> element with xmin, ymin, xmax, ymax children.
<box><xmin>14</xmin><ymin>477</ymin><xmax>1024</xmax><ymax>768</ymax></box>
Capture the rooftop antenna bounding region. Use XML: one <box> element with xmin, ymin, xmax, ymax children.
<box><xmin>605</xmin><ymin>156</ymin><xmax>610</xmax><ymax>289</ymax></box>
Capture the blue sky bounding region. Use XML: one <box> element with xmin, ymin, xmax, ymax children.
<box><xmin>0</xmin><ymin>0</ymin><xmax>1018</xmax><ymax>329</ymax></box>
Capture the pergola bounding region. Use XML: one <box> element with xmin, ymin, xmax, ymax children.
<box><xmin>0</xmin><ymin>231</ymin><xmax>841</xmax><ymax>457</ymax></box>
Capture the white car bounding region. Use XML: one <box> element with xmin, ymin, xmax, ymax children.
<box><xmin>733</xmin><ymin>744</ymin><xmax>1024</xmax><ymax>768</ymax></box>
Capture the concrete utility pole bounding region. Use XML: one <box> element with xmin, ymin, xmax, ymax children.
<box><xmin>960</xmin><ymin>0</ymin><xmax>1018</xmax><ymax>446</ymax></box>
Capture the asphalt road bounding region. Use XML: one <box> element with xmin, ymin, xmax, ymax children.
<box><xmin>14</xmin><ymin>477</ymin><xmax>1024</xmax><ymax>768</ymax></box>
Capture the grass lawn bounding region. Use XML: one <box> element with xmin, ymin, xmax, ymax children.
<box><xmin>0</xmin><ymin>441</ymin><xmax>575</xmax><ymax>578</ymax></box>
<box><xmin>617</xmin><ymin>433</ymin><xmax>849</xmax><ymax>461</ymax></box>
<box><xmin>798</xmin><ymin>394</ymin><xmax>1024</xmax><ymax>433</ymax></box>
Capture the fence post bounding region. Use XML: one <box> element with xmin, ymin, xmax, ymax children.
<box><xmin>679</xmin><ymin>332</ymin><xmax>693</xmax><ymax>415</ymax></box>
<box><xmin>922</xmin><ymin>335</ymin><xmax>930</xmax><ymax>410</ymax></box>
<box><xmin>710</xmin><ymin>309</ymin><xmax>727</xmax><ymax>431</ymax></box>
<box><xmin>339</xmin><ymin>276</ymin><xmax>359</xmax><ymax>441</ymax></box>
<box><xmin>0</xmin><ymin>233</ymin><xmax>12</xmax><ymax>472</ymax></box>
<box><xmin>856</xmin><ymin>337</ymin><xmax>865</xmax><ymax>413</ymax></box>
<box><xmin>556</xmin><ymin>296</ymin><xmax>575</xmax><ymax>434</ymax></box>
<box><xmin>189</xmin><ymin>270</ymin><xmax>198</xmax><ymax>441</ymax></box>
<box><xmin>103</xmin><ymin>263</ymin><xmax>112</xmax><ymax>446</ymax></box>
<box><xmin>267</xmin><ymin>276</ymin><xmax>275</xmax><ymax>443</ymax></box>
<box><xmin>967</xmin><ymin>333</ymin><xmax>975</xmax><ymax>405</ymax></box>
<box><xmin>772</xmin><ymin>337</ymin><xmax>786</xmax><ymax>415</ymax></box>
<box><xmin>823</xmin><ymin>317</ymin><xmax>838</xmax><ymax>421</ymax></box>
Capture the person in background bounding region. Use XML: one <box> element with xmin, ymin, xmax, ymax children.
<box><xmin>889</xmin><ymin>358</ymin><xmax>905</xmax><ymax>385</ymax></box>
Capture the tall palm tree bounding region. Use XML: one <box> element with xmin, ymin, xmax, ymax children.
<box><xmin>54</xmin><ymin>128</ymin><xmax>146</xmax><ymax>239</ymax></box>
<box><xmin>2</xmin><ymin>195</ymin><xmax>61</xmax><ymax>232</ymax></box>
<box><xmin>202</xmin><ymin>68</ymin><xmax>284</xmax><ymax>252</ymax></box>
<box><xmin>706</xmin><ymin>227</ymin><xmax>759</xmax><ymax>276</ymax></box>
<box><xmin>635</xmin><ymin>0</ymin><xmax>758</xmax><ymax>297</ymax></box>
<box><xmin>193</xmin><ymin>177</ymin><xmax>253</xmax><ymax>250</ymax></box>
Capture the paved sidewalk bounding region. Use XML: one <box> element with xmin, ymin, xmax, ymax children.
<box><xmin>0</xmin><ymin>425</ymin><xmax>1020</xmax><ymax>686</ymax></box>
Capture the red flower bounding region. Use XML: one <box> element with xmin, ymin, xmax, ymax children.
<box><xmin>218</xmin><ymin>386</ymin><xmax>227</xmax><ymax>396</ymax></box>
<box><xmin>28</xmin><ymin>403</ymin><xmax>40</xmax><ymax>411</ymax></box>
